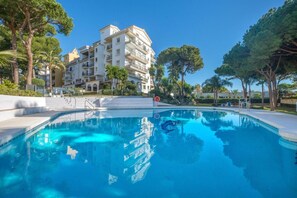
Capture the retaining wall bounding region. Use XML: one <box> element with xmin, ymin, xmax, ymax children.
<box><xmin>0</xmin><ymin>95</ymin><xmax>46</xmax><ymax>110</ymax></box>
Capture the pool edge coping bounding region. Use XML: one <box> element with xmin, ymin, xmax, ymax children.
<box><xmin>0</xmin><ymin>106</ymin><xmax>296</xmax><ymax>147</ymax></box>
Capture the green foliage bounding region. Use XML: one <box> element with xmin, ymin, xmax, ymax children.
<box><xmin>149</xmin><ymin>64</ymin><xmax>164</xmax><ymax>91</ymax></box>
<box><xmin>37</xmin><ymin>49</ymin><xmax>64</xmax><ymax>92</ymax></box>
<box><xmin>0</xmin><ymin>80</ymin><xmax>41</xmax><ymax>96</ymax></box>
<box><xmin>218</xmin><ymin>0</ymin><xmax>297</xmax><ymax>110</ymax></box>
<box><xmin>253</xmin><ymin>93</ymin><xmax>262</xmax><ymax>99</ymax></box>
<box><xmin>0</xmin><ymin>50</ymin><xmax>17</xmax><ymax>66</ymax></box>
<box><xmin>1</xmin><ymin>79</ymin><xmax>18</xmax><ymax>89</ymax></box>
<box><xmin>195</xmin><ymin>98</ymin><xmax>270</xmax><ymax>105</ymax></box>
<box><xmin>202</xmin><ymin>75</ymin><xmax>232</xmax><ymax>105</ymax></box>
<box><xmin>32</xmin><ymin>78</ymin><xmax>45</xmax><ymax>87</ymax></box>
<box><xmin>102</xmin><ymin>89</ymin><xmax>113</xmax><ymax>95</ymax></box>
<box><xmin>0</xmin><ymin>0</ymin><xmax>73</xmax><ymax>85</ymax></box>
<box><xmin>157</xmin><ymin>45</ymin><xmax>203</xmax><ymax>101</ymax></box>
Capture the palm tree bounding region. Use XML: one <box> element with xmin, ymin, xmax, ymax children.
<box><xmin>105</xmin><ymin>65</ymin><xmax>120</xmax><ymax>91</ymax></box>
<box><xmin>0</xmin><ymin>50</ymin><xmax>17</xmax><ymax>66</ymax></box>
<box><xmin>38</xmin><ymin>50</ymin><xmax>65</xmax><ymax>93</ymax></box>
<box><xmin>203</xmin><ymin>75</ymin><xmax>232</xmax><ymax>105</ymax></box>
<box><xmin>231</xmin><ymin>89</ymin><xmax>239</xmax><ymax>99</ymax></box>
<box><xmin>149</xmin><ymin>64</ymin><xmax>164</xmax><ymax>92</ymax></box>
<box><xmin>117</xmin><ymin>67</ymin><xmax>128</xmax><ymax>94</ymax></box>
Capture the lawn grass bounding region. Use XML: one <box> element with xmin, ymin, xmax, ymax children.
<box><xmin>252</xmin><ymin>103</ymin><xmax>297</xmax><ymax>115</ymax></box>
<box><xmin>196</xmin><ymin>103</ymin><xmax>297</xmax><ymax>115</ymax></box>
<box><xmin>195</xmin><ymin>103</ymin><xmax>213</xmax><ymax>107</ymax></box>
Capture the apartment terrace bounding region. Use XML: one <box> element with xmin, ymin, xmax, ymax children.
<box><xmin>125</xmin><ymin>48</ymin><xmax>148</xmax><ymax>64</ymax></box>
<box><xmin>125</xmin><ymin>61</ymin><xmax>147</xmax><ymax>74</ymax></box>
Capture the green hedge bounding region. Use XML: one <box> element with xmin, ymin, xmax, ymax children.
<box><xmin>0</xmin><ymin>80</ymin><xmax>42</xmax><ymax>97</ymax></box>
<box><xmin>0</xmin><ymin>86</ymin><xmax>42</xmax><ymax>97</ymax></box>
<box><xmin>195</xmin><ymin>98</ymin><xmax>271</xmax><ymax>104</ymax></box>
<box><xmin>32</xmin><ymin>78</ymin><xmax>45</xmax><ymax>87</ymax></box>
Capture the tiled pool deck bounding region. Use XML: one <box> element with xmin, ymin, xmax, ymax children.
<box><xmin>0</xmin><ymin>107</ymin><xmax>296</xmax><ymax>147</ymax></box>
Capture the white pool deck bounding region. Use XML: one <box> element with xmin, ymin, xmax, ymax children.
<box><xmin>0</xmin><ymin>107</ymin><xmax>296</xmax><ymax>147</ymax></box>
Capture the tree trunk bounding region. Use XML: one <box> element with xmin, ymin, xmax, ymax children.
<box><xmin>25</xmin><ymin>34</ymin><xmax>34</xmax><ymax>85</ymax></box>
<box><xmin>181</xmin><ymin>73</ymin><xmax>185</xmax><ymax>104</ymax></box>
<box><xmin>261</xmin><ymin>83</ymin><xmax>264</xmax><ymax>108</ymax></box>
<box><xmin>11</xmin><ymin>30</ymin><xmax>19</xmax><ymax>84</ymax></box>
<box><xmin>241</xmin><ymin>80</ymin><xmax>247</xmax><ymax>100</ymax></box>
<box><xmin>248</xmin><ymin>83</ymin><xmax>251</xmax><ymax>102</ymax></box>
<box><xmin>272</xmin><ymin>76</ymin><xmax>278</xmax><ymax>108</ymax></box>
<box><xmin>267</xmin><ymin>80</ymin><xmax>275</xmax><ymax>111</ymax></box>
<box><xmin>49</xmin><ymin>68</ymin><xmax>53</xmax><ymax>93</ymax></box>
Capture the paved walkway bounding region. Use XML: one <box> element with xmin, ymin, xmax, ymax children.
<box><xmin>233</xmin><ymin>108</ymin><xmax>297</xmax><ymax>142</ymax></box>
<box><xmin>0</xmin><ymin>107</ymin><xmax>296</xmax><ymax>147</ymax></box>
<box><xmin>0</xmin><ymin>111</ymin><xmax>60</xmax><ymax>146</ymax></box>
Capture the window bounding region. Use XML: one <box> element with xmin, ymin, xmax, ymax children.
<box><xmin>116</xmin><ymin>37</ymin><xmax>120</xmax><ymax>43</ymax></box>
<box><xmin>116</xmin><ymin>60</ymin><xmax>120</xmax><ymax>65</ymax></box>
<box><xmin>147</xmin><ymin>86</ymin><xmax>149</xmax><ymax>90</ymax></box>
<box><xmin>116</xmin><ymin>49</ymin><xmax>120</xmax><ymax>56</ymax></box>
<box><xmin>143</xmin><ymin>85</ymin><xmax>146</xmax><ymax>89</ymax></box>
<box><xmin>95</xmin><ymin>58</ymin><xmax>97</xmax><ymax>62</ymax></box>
<box><xmin>96</xmin><ymin>48</ymin><xmax>98</xmax><ymax>52</ymax></box>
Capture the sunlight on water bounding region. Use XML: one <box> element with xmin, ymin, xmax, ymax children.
<box><xmin>73</xmin><ymin>133</ymin><xmax>123</xmax><ymax>143</ymax></box>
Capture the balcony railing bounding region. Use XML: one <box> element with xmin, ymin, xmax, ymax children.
<box><xmin>125</xmin><ymin>50</ymin><xmax>148</xmax><ymax>64</ymax></box>
<box><xmin>127</xmin><ymin>38</ymin><xmax>149</xmax><ymax>54</ymax></box>
<box><xmin>82</xmin><ymin>72</ymin><xmax>94</xmax><ymax>77</ymax></box>
<box><xmin>82</xmin><ymin>63</ymin><xmax>94</xmax><ymax>68</ymax></box>
<box><xmin>126</xmin><ymin>61</ymin><xmax>147</xmax><ymax>73</ymax></box>
<box><xmin>106</xmin><ymin>44</ymin><xmax>112</xmax><ymax>51</ymax></box>
<box><xmin>81</xmin><ymin>57</ymin><xmax>88</xmax><ymax>62</ymax></box>
<box><xmin>106</xmin><ymin>55</ymin><xmax>112</xmax><ymax>62</ymax></box>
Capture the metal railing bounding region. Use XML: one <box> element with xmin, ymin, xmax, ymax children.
<box><xmin>84</xmin><ymin>98</ymin><xmax>95</xmax><ymax>109</ymax></box>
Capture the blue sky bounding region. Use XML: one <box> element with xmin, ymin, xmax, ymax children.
<box><xmin>56</xmin><ymin>0</ymin><xmax>284</xmax><ymax>91</ymax></box>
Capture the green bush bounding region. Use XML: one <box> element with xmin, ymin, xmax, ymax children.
<box><xmin>102</xmin><ymin>89</ymin><xmax>113</xmax><ymax>95</ymax></box>
<box><xmin>32</xmin><ymin>78</ymin><xmax>45</xmax><ymax>87</ymax></box>
<box><xmin>195</xmin><ymin>98</ymin><xmax>270</xmax><ymax>104</ymax></box>
<box><xmin>0</xmin><ymin>80</ymin><xmax>42</xmax><ymax>97</ymax></box>
<box><xmin>2</xmin><ymin>79</ymin><xmax>18</xmax><ymax>89</ymax></box>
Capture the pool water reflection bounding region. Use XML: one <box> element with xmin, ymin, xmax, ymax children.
<box><xmin>0</xmin><ymin>109</ymin><xmax>296</xmax><ymax>198</ymax></box>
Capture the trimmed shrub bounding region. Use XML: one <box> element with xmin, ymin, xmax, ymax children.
<box><xmin>195</xmin><ymin>98</ymin><xmax>271</xmax><ymax>104</ymax></box>
<box><xmin>102</xmin><ymin>89</ymin><xmax>113</xmax><ymax>95</ymax></box>
<box><xmin>32</xmin><ymin>78</ymin><xmax>45</xmax><ymax>87</ymax></box>
<box><xmin>0</xmin><ymin>80</ymin><xmax>42</xmax><ymax>97</ymax></box>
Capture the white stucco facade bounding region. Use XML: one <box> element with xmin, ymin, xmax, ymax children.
<box><xmin>63</xmin><ymin>24</ymin><xmax>156</xmax><ymax>93</ymax></box>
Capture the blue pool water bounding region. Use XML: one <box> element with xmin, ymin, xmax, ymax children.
<box><xmin>0</xmin><ymin>109</ymin><xmax>296</xmax><ymax>198</ymax></box>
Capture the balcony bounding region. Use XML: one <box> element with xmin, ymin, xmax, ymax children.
<box><xmin>126</xmin><ymin>62</ymin><xmax>147</xmax><ymax>74</ymax></box>
<box><xmin>80</xmin><ymin>56</ymin><xmax>88</xmax><ymax>62</ymax></box>
<box><xmin>125</xmin><ymin>50</ymin><xmax>148</xmax><ymax>64</ymax></box>
<box><xmin>106</xmin><ymin>55</ymin><xmax>112</xmax><ymax>62</ymax></box>
<box><xmin>126</xmin><ymin>38</ymin><xmax>149</xmax><ymax>54</ymax></box>
<box><xmin>151</xmin><ymin>55</ymin><xmax>156</xmax><ymax>63</ymax></box>
<box><xmin>83</xmin><ymin>63</ymin><xmax>94</xmax><ymax>69</ymax></box>
<box><xmin>82</xmin><ymin>72</ymin><xmax>95</xmax><ymax>77</ymax></box>
<box><xmin>106</xmin><ymin>44</ymin><xmax>112</xmax><ymax>51</ymax></box>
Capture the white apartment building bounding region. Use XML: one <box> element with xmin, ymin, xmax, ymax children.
<box><xmin>64</xmin><ymin>24</ymin><xmax>156</xmax><ymax>93</ymax></box>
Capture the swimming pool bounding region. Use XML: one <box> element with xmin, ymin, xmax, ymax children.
<box><xmin>0</xmin><ymin>109</ymin><xmax>296</xmax><ymax>197</ymax></box>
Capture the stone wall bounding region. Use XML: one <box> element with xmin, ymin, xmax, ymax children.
<box><xmin>0</xmin><ymin>95</ymin><xmax>46</xmax><ymax>111</ymax></box>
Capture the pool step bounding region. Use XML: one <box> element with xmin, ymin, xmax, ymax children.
<box><xmin>0</xmin><ymin>107</ymin><xmax>49</xmax><ymax>122</ymax></box>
